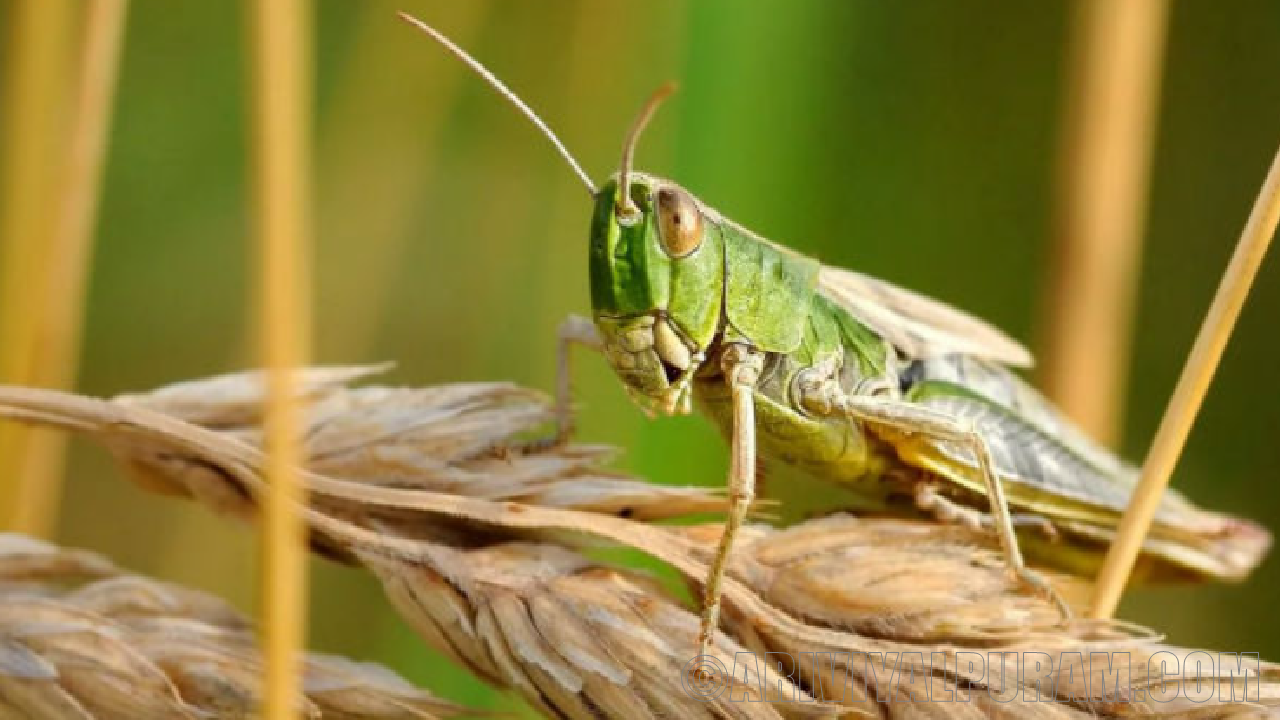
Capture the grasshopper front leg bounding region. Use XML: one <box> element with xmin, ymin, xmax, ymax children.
<box><xmin>832</xmin><ymin>392</ymin><xmax>1072</xmax><ymax>619</ymax></box>
<box><xmin>697</xmin><ymin>344</ymin><xmax>764</xmax><ymax>657</ymax></box>
<box><xmin>553</xmin><ymin>314</ymin><xmax>604</xmax><ymax>443</ymax></box>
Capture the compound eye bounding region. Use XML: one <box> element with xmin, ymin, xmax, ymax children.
<box><xmin>656</xmin><ymin>187</ymin><xmax>703</xmax><ymax>258</ymax></box>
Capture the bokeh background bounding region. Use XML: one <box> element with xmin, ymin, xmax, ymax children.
<box><xmin>4</xmin><ymin>0</ymin><xmax>1280</xmax><ymax>713</ymax></box>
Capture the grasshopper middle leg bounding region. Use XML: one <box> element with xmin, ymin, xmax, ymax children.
<box><xmin>829</xmin><ymin>392</ymin><xmax>1072</xmax><ymax>619</ymax></box>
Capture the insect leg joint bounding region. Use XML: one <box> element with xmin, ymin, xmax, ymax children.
<box><xmin>793</xmin><ymin>355</ymin><xmax>843</xmax><ymax>416</ymax></box>
<box><xmin>719</xmin><ymin>343</ymin><xmax>764</xmax><ymax>387</ymax></box>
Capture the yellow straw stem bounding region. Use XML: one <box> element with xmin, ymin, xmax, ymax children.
<box><xmin>1090</xmin><ymin>144</ymin><xmax>1280</xmax><ymax>619</ymax></box>
<box><xmin>40</xmin><ymin>0</ymin><xmax>129</xmax><ymax>392</ymax></box>
<box><xmin>10</xmin><ymin>0</ymin><xmax>130</xmax><ymax>539</ymax></box>
<box><xmin>0</xmin><ymin>0</ymin><xmax>72</xmax><ymax>535</ymax></box>
<box><xmin>246</xmin><ymin>0</ymin><xmax>312</xmax><ymax>717</ymax></box>
<box><xmin>1039</xmin><ymin>0</ymin><xmax>1168</xmax><ymax>447</ymax></box>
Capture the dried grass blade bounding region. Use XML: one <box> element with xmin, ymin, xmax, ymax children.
<box><xmin>0</xmin><ymin>534</ymin><xmax>472</xmax><ymax>719</ymax></box>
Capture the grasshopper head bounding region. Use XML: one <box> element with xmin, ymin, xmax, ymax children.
<box><xmin>588</xmin><ymin>172</ymin><xmax>725</xmax><ymax>416</ymax></box>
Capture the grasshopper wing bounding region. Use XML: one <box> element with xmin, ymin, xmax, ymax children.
<box><xmin>817</xmin><ymin>265</ymin><xmax>1033</xmax><ymax>367</ymax></box>
<box><xmin>884</xmin><ymin>380</ymin><xmax>1270</xmax><ymax>582</ymax></box>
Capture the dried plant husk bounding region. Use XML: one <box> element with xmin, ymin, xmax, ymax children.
<box><xmin>0</xmin><ymin>368</ymin><xmax>1276</xmax><ymax>719</ymax></box>
<box><xmin>0</xmin><ymin>534</ymin><xmax>472</xmax><ymax>720</ymax></box>
<box><xmin>358</xmin><ymin>541</ymin><xmax>831</xmax><ymax>720</ymax></box>
<box><xmin>113</xmin><ymin>366</ymin><xmax>727</xmax><ymax>523</ymax></box>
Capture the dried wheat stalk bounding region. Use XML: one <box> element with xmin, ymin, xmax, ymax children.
<box><xmin>0</xmin><ymin>533</ymin><xmax>472</xmax><ymax>720</ymax></box>
<box><xmin>0</xmin><ymin>367</ymin><xmax>1275</xmax><ymax>718</ymax></box>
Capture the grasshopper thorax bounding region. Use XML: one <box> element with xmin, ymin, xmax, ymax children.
<box><xmin>588</xmin><ymin>172</ymin><xmax>726</xmax><ymax>415</ymax></box>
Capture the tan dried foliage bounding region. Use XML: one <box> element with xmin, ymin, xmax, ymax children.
<box><xmin>0</xmin><ymin>367</ymin><xmax>1275</xmax><ymax>718</ymax></box>
<box><xmin>0</xmin><ymin>533</ymin><xmax>472</xmax><ymax>720</ymax></box>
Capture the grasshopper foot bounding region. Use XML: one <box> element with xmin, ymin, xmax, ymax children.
<box><xmin>550</xmin><ymin>391</ymin><xmax>580</xmax><ymax>446</ymax></box>
<box><xmin>550</xmin><ymin>414</ymin><xmax>575</xmax><ymax>448</ymax></box>
<box><xmin>695</xmin><ymin>591</ymin><xmax>721</xmax><ymax>659</ymax></box>
<box><xmin>1011</xmin><ymin>564</ymin><xmax>1073</xmax><ymax>622</ymax></box>
<box><xmin>498</xmin><ymin>423</ymin><xmax>571</xmax><ymax>456</ymax></box>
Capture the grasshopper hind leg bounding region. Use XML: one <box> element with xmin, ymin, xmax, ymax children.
<box><xmin>915</xmin><ymin>484</ymin><xmax>1061</xmax><ymax>541</ymax></box>
<box><xmin>828</xmin><ymin>391</ymin><xmax>1073</xmax><ymax>620</ymax></box>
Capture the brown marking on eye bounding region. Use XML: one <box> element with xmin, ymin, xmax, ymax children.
<box><xmin>656</xmin><ymin>186</ymin><xmax>704</xmax><ymax>258</ymax></box>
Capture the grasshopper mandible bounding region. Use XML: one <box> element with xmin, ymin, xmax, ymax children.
<box><xmin>401</xmin><ymin>14</ymin><xmax>1271</xmax><ymax>657</ymax></box>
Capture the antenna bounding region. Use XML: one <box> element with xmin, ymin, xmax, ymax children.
<box><xmin>616</xmin><ymin>82</ymin><xmax>677</xmax><ymax>220</ymax></box>
<box><xmin>398</xmin><ymin>13</ymin><xmax>596</xmax><ymax>195</ymax></box>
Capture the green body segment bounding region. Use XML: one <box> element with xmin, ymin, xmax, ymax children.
<box><xmin>721</xmin><ymin>229</ymin><xmax>819</xmax><ymax>353</ymax></box>
<box><xmin>696</xmin><ymin>290</ymin><xmax>902</xmax><ymax>500</ymax></box>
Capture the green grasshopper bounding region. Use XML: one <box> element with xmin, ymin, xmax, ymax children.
<box><xmin>402</xmin><ymin>14</ymin><xmax>1271</xmax><ymax>657</ymax></box>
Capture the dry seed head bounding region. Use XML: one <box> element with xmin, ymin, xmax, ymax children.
<box><xmin>0</xmin><ymin>534</ymin><xmax>118</xmax><ymax>582</ymax></box>
<box><xmin>0</xmin><ymin>535</ymin><xmax>473</xmax><ymax>720</ymax></box>
<box><xmin>1</xmin><ymin>370</ymin><xmax>1279</xmax><ymax>718</ymax></box>
<box><xmin>361</xmin><ymin>542</ymin><xmax>829</xmax><ymax>720</ymax></box>
<box><xmin>112</xmin><ymin>366</ymin><xmax>727</xmax><ymax>524</ymax></box>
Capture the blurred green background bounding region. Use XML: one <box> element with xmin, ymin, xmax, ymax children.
<box><xmin>5</xmin><ymin>0</ymin><xmax>1280</xmax><ymax>712</ymax></box>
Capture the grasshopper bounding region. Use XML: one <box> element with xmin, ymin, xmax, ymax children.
<box><xmin>402</xmin><ymin>15</ymin><xmax>1271</xmax><ymax>657</ymax></box>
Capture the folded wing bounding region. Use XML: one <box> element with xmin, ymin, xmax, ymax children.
<box><xmin>817</xmin><ymin>265</ymin><xmax>1034</xmax><ymax>367</ymax></box>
